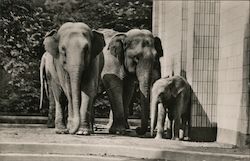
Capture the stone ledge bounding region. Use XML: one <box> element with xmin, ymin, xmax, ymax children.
<box><xmin>0</xmin><ymin>116</ymin><xmax>141</xmax><ymax>126</ymax></box>
<box><xmin>0</xmin><ymin>142</ymin><xmax>249</xmax><ymax>161</ymax></box>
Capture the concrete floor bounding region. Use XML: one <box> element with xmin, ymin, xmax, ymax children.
<box><xmin>0</xmin><ymin>124</ymin><xmax>249</xmax><ymax>161</ymax></box>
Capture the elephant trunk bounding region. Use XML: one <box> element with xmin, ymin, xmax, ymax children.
<box><xmin>150</xmin><ymin>91</ymin><xmax>158</xmax><ymax>137</ymax></box>
<box><xmin>69</xmin><ymin>69</ymin><xmax>82</xmax><ymax>134</ymax></box>
<box><xmin>137</xmin><ymin>73</ymin><xmax>151</xmax><ymax>135</ymax></box>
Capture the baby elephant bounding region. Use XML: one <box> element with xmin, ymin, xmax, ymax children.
<box><xmin>150</xmin><ymin>75</ymin><xmax>191</xmax><ymax>140</ymax></box>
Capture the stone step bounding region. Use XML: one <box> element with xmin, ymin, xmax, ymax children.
<box><xmin>0</xmin><ymin>116</ymin><xmax>47</xmax><ymax>124</ymax></box>
<box><xmin>0</xmin><ymin>153</ymin><xmax>152</xmax><ymax>161</ymax></box>
<box><xmin>0</xmin><ymin>116</ymin><xmax>141</xmax><ymax>126</ymax></box>
<box><xmin>0</xmin><ymin>142</ymin><xmax>249</xmax><ymax>161</ymax></box>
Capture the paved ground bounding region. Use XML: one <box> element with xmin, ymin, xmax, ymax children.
<box><xmin>0</xmin><ymin>124</ymin><xmax>249</xmax><ymax>161</ymax></box>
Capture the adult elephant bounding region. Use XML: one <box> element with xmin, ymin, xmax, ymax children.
<box><xmin>41</xmin><ymin>22</ymin><xmax>105</xmax><ymax>135</ymax></box>
<box><xmin>150</xmin><ymin>75</ymin><xmax>191</xmax><ymax>140</ymax></box>
<box><xmin>40</xmin><ymin>52</ymin><xmax>67</xmax><ymax>130</ymax></box>
<box><xmin>100</xmin><ymin>29</ymin><xmax>163</xmax><ymax>135</ymax></box>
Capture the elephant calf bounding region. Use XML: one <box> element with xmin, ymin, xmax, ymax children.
<box><xmin>150</xmin><ymin>75</ymin><xmax>191</xmax><ymax>140</ymax></box>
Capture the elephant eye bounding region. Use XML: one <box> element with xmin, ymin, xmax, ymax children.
<box><xmin>134</xmin><ymin>56</ymin><xmax>139</xmax><ymax>63</ymax></box>
<box><xmin>143</xmin><ymin>40</ymin><xmax>152</xmax><ymax>47</ymax></box>
<box><xmin>61</xmin><ymin>46</ymin><xmax>66</xmax><ymax>56</ymax></box>
<box><xmin>129</xmin><ymin>39</ymin><xmax>140</xmax><ymax>48</ymax></box>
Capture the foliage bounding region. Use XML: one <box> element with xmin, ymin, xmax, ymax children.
<box><xmin>0</xmin><ymin>0</ymin><xmax>152</xmax><ymax>116</ymax></box>
<box><xmin>44</xmin><ymin>0</ymin><xmax>152</xmax><ymax>31</ymax></box>
<box><xmin>0</xmin><ymin>0</ymin><xmax>56</xmax><ymax>115</ymax></box>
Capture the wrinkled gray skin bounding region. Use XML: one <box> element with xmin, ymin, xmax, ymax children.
<box><xmin>150</xmin><ymin>75</ymin><xmax>191</xmax><ymax>140</ymax></box>
<box><xmin>40</xmin><ymin>52</ymin><xmax>67</xmax><ymax>131</ymax></box>
<box><xmin>100</xmin><ymin>29</ymin><xmax>163</xmax><ymax>135</ymax></box>
<box><xmin>41</xmin><ymin>22</ymin><xmax>105</xmax><ymax>135</ymax></box>
<box><xmin>40</xmin><ymin>52</ymin><xmax>56</xmax><ymax>129</ymax></box>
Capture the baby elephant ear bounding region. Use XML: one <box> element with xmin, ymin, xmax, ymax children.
<box><xmin>154</xmin><ymin>37</ymin><xmax>163</xmax><ymax>58</ymax></box>
<box><xmin>170</xmin><ymin>78</ymin><xmax>185</xmax><ymax>97</ymax></box>
<box><xmin>92</xmin><ymin>30</ymin><xmax>106</xmax><ymax>58</ymax></box>
<box><xmin>43</xmin><ymin>29</ymin><xmax>58</xmax><ymax>57</ymax></box>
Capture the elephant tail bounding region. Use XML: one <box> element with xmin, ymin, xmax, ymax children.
<box><xmin>39</xmin><ymin>54</ymin><xmax>48</xmax><ymax>109</ymax></box>
<box><xmin>150</xmin><ymin>88</ymin><xmax>159</xmax><ymax>137</ymax></box>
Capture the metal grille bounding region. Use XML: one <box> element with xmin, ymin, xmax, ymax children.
<box><xmin>191</xmin><ymin>0</ymin><xmax>220</xmax><ymax>127</ymax></box>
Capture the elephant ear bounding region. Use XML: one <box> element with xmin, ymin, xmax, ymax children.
<box><xmin>43</xmin><ymin>29</ymin><xmax>59</xmax><ymax>57</ymax></box>
<box><xmin>154</xmin><ymin>37</ymin><xmax>163</xmax><ymax>58</ymax></box>
<box><xmin>170</xmin><ymin>77</ymin><xmax>186</xmax><ymax>97</ymax></box>
<box><xmin>92</xmin><ymin>30</ymin><xmax>106</xmax><ymax>58</ymax></box>
<box><xmin>108</xmin><ymin>33</ymin><xmax>126</xmax><ymax>64</ymax></box>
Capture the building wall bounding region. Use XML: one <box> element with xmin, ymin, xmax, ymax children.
<box><xmin>153</xmin><ymin>0</ymin><xmax>219</xmax><ymax>141</ymax></box>
<box><xmin>217</xmin><ymin>1</ymin><xmax>250</xmax><ymax>146</ymax></box>
<box><xmin>153</xmin><ymin>0</ymin><xmax>250</xmax><ymax>146</ymax></box>
<box><xmin>153</xmin><ymin>1</ymin><xmax>183</xmax><ymax>77</ymax></box>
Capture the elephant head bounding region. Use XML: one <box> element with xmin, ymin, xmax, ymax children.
<box><xmin>150</xmin><ymin>76</ymin><xmax>187</xmax><ymax>137</ymax></box>
<box><xmin>43</xmin><ymin>22</ymin><xmax>105</xmax><ymax>134</ymax></box>
<box><xmin>109</xmin><ymin>29</ymin><xmax>163</xmax><ymax>135</ymax></box>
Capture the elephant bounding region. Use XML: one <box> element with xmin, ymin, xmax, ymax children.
<box><xmin>150</xmin><ymin>75</ymin><xmax>191</xmax><ymax>140</ymax></box>
<box><xmin>100</xmin><ymin>29</ymin><xmax>163</xmax><ymax>135</ymax></box>
<box><xmin>40</xmin><ymin>51</ymin><xmax>67</xmax><ymax>130</ymax></box>
<box><xmin>41</xmin><ymin>22</ymin><xmax>105</xmax><ymax>135</ymax></box>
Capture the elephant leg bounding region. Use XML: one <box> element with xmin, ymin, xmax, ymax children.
<box><xmin>122</xmin><ymin>76</ymin><xmax>135</xmax><ymax>129</ymax></box>
<box><xmin>76</xmin><ymin>91</ymin><xmax>92</xmax><ymax>135</ymax></box>
<box><xmin>182</xmin><ymin>93</ymin><xmax>191</xmax><ymax>141</ymax></box>
<box><xmin>155</xmin><ymin>103</ymin><xmax>166</xmax><ymax>139</ymax></box>
<box><xmin>171</xmin><ymin>103</ymin><xmax>182</xmax><ymax>140</ymax></box>
<box><xmin>167</xmin><ymin>109</ymin><xmax>174</xmax><ymax>139</ymax></box>
<box><xmin>102</xmin><ymin>74</ymin><xmax>126</xmax><ymax>135</ymax></box>
<box><xmin>47</xmin><ymin>83</ymin><xmax>55</xmax><ymax>128</ymax></box>
<box><xmin>182</xmin><ymin>113</ymin><xmax>191</xmax><ymax>141</ymax></box>
<box><xmin>171</xmin><ymin>118</ymin><xmax>181</xmax><ymax>140</ymax></box>
<box><xmin>106</xmin><ymin>111</ymin><xmax>113</xmax><ymax>129</ymax></box>
<box><xmin>165</xmin><ymin>112</ymin><xmax>172</xmax><ymax>139</ymax></box>
<box><xmin>168</xmin><ymin>119</ymin><xmax>173</xmax><ymax>139</ymax></box>
<box><xmin>51</xmin><ymin>82</ymin><xmax>68</xmax><ymax>134</ymax></box>
<box><xmin>176</xmin><ymin>93</ymin><xmax>188</xmax><ymax>140</ymax></box>
<box><xmin>136</xmin><ymin>92</ymin><xmax>150</xmax><ymax>135</ymax></box>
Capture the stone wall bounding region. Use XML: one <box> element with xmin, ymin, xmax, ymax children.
<box><xmin>217</xmin><ymin>1</ymin><xmax>250</xmax><ymax>146</ymax></box>
<box><xmin>153</xmin><ymin>0</ymin><xmax>250</xmax><ymax>146</ymax></box>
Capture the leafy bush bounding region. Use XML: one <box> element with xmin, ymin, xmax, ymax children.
<box><xmin>43</xmin><ymin>0</ymin><xmax>152</xmax><ymax>31</ymax></box>
<box><xmin>0</xmin><ymin>0</ymin><xmax>55</xmax><ymax>115</ymax></box>
<box><xmin>0</xmin><ymin>0</ymin><xmax>152</xmax><ymax>116</ymax></box>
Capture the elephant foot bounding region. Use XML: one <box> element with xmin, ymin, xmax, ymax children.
<box><xmin>171</xmin><ymin>137</ymin><xmax>180</xmax><ymax>141</ymax></box>
<box><xmin>165</xmin><ymin>129</ymin><xmax>172</xmax><ymax>139</ymax></box>
<box><xmin>109</xmin><ymin>125</ymin><xmax>126</xmax><ymax>135</ymax></box>
<box><xmin>47</xmin><ymin>120</ymin><xmax>55</xmax><ymax>128</ymax></box>
<box><xmin>76</xmin><ymin>128</ymin><xmax>91</xmax><ymax>135</ymax></box>
<box><xmin>183</xmin><ymin>136</ymin><xmax>191</xmax><ymax>141</ymax></box>
<box><xmin>155</xmin><ymin>134</ymin><xmax>164</xmax><ymax>139</ymax></box>
<box><xmin>135</xmin><ymin>127</ymin><xmax>147</xmax><ymax>135</ymax></box>
<box><xmin>165</xmin><ymin>133</ymin><xmax>172</xmax><ymax>139</ymax></box>
<box><xmin>55</xmin><ymin>128</ymin><xmax>69</xmax><ymax>134</ymax></box>
<box><xmin>67</xmin><ymin>118</ymin><xmax>73</xmax><ymax>130</ymax></box>
<box><xmin>68</xmin><ymin>117</ymin><xmax>80</xmax><ymax>134</ymax></box>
